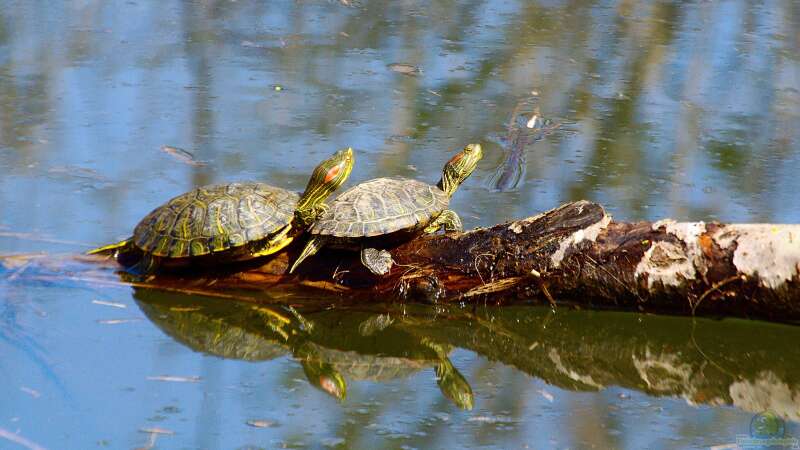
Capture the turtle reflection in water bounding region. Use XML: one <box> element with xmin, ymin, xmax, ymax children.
<box><xmin>289</xmin><ymin>143</ymin><xmax>483</xmax><ymax>275</ymax></box>
<box><xmin>88</xmin><ymin>148</ymin><xmax>354</xmax><ymax>274</ymax></box>
<box><xmin>295</xmin><ymin>334</ymin><xmax>473</xmax><ymax>409</ymax></box>
<box><xmin>133</xmin><ymin>290</ymin><xmax>473</xmax><ymax>409</ymax></box>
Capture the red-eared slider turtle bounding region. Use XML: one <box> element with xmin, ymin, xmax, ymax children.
<box><xmin>289</xmin><ymin>143</ymin><xmax>482</xmax><ymax>275</ymax></box>
<box><xmin>88</xmin><ymin>148</ymin><xmax>354</xmax><ymax>273</ymax></box>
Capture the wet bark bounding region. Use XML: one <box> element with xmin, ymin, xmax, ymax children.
<box><xmin>4</xmin><ymin>200</ymin><xmax>800</xmax><ymax>321</ymax></box>
<box><xmin>237</xmin><ymin>200</ymin><xmax>800</xmax><ymax>321</ymax></box>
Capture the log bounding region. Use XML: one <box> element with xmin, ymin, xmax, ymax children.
<box><xmin>3</xmin><ymin>201</ymin><xmax>800</xmax><ymax>322</ymax></box>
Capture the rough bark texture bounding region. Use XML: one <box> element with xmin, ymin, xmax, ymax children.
<box><xmin>242</xmin><ymin>200</ymin><xmax>800</xmax><ymax>321</ymax></box>
<box><xmin>4</xmin><ymin>201</ymin><xmax>800</xmax><ymax>322</ymax></box>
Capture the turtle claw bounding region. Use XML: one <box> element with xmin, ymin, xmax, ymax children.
<box><xmin>361</xmin><ymin>247</ymin><xmax>394</xmax><ymax>276</ymax></box>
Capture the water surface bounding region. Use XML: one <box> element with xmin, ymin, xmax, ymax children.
<box><xmin>1</xmin><ymin>0</ymin><xmax>799</xmax><ymax>448</ymax></box>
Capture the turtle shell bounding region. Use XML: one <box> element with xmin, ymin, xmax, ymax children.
<box><xmin>132</xmin><ymin>183</ymin><xmax>299</xmax><ymax>258</ymax></box>
<box><xmin>310</xmin><ymin>344</ymin><xmax>430</xmax><ymax>382</ymax></box>
<box><xmin>311</xmin><ymin>177</ymin><xmax>448</xmax><ymax>238</ymax></box>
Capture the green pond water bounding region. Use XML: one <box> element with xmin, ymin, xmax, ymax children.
<box><xmin>1</xmin><ymin>1</ymin><xmax>799</xmax><ymax>449</ymax></box>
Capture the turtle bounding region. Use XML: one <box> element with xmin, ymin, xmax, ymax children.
<box><xmin>87</xmin><ymin>147</ymin><xmax>354</xmax><ymax>274</ymax></box>
<box><xmin>288</xmin><ymin>143</ymin><xmax>483</xmax><ymax>275</ymax></box>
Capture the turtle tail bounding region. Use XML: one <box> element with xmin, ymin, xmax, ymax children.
<box><xmin>86</xmin><ymin>238</ymin><xmax>133</xmax><ymax>256</ymax></box>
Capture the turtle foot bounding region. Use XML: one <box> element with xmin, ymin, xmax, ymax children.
<box><xmin>361</xmin><ymin>248</ymin><xmax>394</xmax><ymax>276</ymax></box>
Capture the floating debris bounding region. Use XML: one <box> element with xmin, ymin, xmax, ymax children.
<box><xmin>146</xmin><ymin>375</ymin><xmax>202</xmax><ymax>383</ymax></box>
<box><xmin>241</xmin><ymin>40</ymin><xmax>266</xmax><ymax>49</ymax></box>
<box><xmin>47</xmin><ymin>165</ymin><xmax>110</xmax><ymax>183</ymax></box>
<box><xmin>96</xmin><ymin>318</ymin><xmax>141</xmax><ymax>324</ymax></box>
<box><xmin>0</xmin><ymin>427</ymin><xmax>47</xmax><ymax>450</ymax></box>
<box><xmin>136</xmin><ymin>427</ymin><xmax>173</xmax><ymax>450</ymax></box>
<box><xmin>537</xmin><ymin>388</ymin><xmax>554</xmax><ymax>402</ymax></box>
<box><xmin>160</xmin><ymin>145</ymin><xmax>206</xmax><ymax>167</ymax></box>
<box><xmin>467</xmin><ymin>414</ymin><xmax>518</xmax><ymax>424</ymax></box>
<box><xmin>273</xmin><ymin>84</ymin><xmax>283</xmax><ymax>91</ymax></box>
<box><xmin>387</xmin><ymin>63</ymin><xmax>422</xmax><ymax>76</ymax></box>
<box><xmin>20</xmin><ymin>386</ymin><xmax>41</xmax><ymax>398</ymax></box>
<box><xmin>139</xmin><ymin>428</ymin><xmax>174</xmax><ymax>435</ymax></box>
<box><xmin>322</xmin><ymin>437</ymin><xmax>346</xmax><ymax>448</ymax></box>
<box><xmin>709</xmin><ymin>444</ymin><xmax>738</xmax><ymax>450</ymax></box>
<box><xmin>246</xmin><ymin>419</ymin><xmax>279</xmax><ymax>428</ymax></box>
<box><xmin>92</xmin><ymin>299</ymin><xmax>127</xmax><ymax>309</ymax></box>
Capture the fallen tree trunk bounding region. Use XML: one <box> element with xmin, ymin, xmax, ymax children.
<box><xmin>3</xmin><ymin>201</ymin><xmax>800</xmax><ymax>322</ymax></box>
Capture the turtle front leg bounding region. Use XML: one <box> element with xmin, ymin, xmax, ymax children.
<box><xmin>289</xmin><ymin>236</ymin><xmax>329</xmax><ymax>274</ymax></box>
<box><xmin>126</xmin><ymin>253</ymin><xmax>160</xmax><ymax>276</ymax></box>
<box><xmin>250</xmin><ymin>223</ymin><xmax>294</xmax><ymax>257</ymax></box>
<box><xmin>360</xmin><ymin>247</ymin><xmax>395</xmax><ymax>276</ymax></box>
<box><xmin>423</xmin><ymin>209</ymin><xmax>463</xmax><ymax>234</ymax></box>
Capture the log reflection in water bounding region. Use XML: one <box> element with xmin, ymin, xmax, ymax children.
<box><xmin>133</xmin><ymin>289</ymin><xmax>800</xmax><ymax>422</ymax></box>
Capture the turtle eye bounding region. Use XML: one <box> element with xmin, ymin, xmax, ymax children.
<box><xmin>324</xmin><ymin>163</ymin><xmax>343</xmax><ymax>183</ymax></box>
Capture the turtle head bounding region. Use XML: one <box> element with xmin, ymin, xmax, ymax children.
<box><xmin>437</xmin><ymin>143</ymin><xmax>483</xmax><ymax>197</ymax></box>
<box><xmin>296</xmin><ymin>147</ymin><xmax>354</xmax><ymax>224</ymax></box>
<box><xmin>435</xmin><ymin>359</ymin><xmax>474</xmax><ymax>410</ymax></box>
<box><xmin>301</xmin><ymin>359</ymin><xmax>347</xmax><ymax>401</ymax></box>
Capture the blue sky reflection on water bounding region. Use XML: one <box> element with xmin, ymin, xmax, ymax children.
<box><xmin>0</xmin><ymin>0</ymin><xmax>799</xmax><ymax>448</ymax></box>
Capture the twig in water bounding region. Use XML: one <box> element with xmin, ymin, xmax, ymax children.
<box><xmin>146</xmin><ymin>375</ymin><xmax>201</xmax><ymax>383</ymax></box>
<box><xmin>530</xmin><ymin>269</ymin><xmax>557</xmax><ymax>309</ymax></box>
<box><xmin>20</xmin><ymin>387</ymin><xmax>41</xmax><ymax>398</ymax></box>
<box><xmin>472</xmin><ymin>252</ymin><xmax>496</xmax><ymax>285</ymax></box>
<box><xmin>91</xmin><ymin>299</ymin><xmax>127</xmax><ymax>309</ymax></box>
<box><xmin>96</xmin><ymin>318</ymin><xmax>141</xmax><ymax>324</ymax></box>
<box><xmin>0</xmin><ymin>427</ymin><xmax>47</xmax><ymax>450</ymax></box>
<box><xmin>160</xmin><ymin>145</ymin><xmax>206</xmax><ymax>167</ymax></box>
<box><xmin>691</xmin><ymin>275</ymin><xmax>743</xmax><ymax>315</ymax></box>
<box><xmin>139</xmin><ymin>427</ymin><xmax>174</xmax><ymax>435</ymax></box>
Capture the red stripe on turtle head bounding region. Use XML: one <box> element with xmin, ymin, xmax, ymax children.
<box><xmin>448</xmin><ymin>152</ymin><xmax>464</xmax><ymax>165</ymax></box>
<box><xmin>324</xmin><ymin>164</ymin><xmax>343</xmax><ymax>183</ymax></box>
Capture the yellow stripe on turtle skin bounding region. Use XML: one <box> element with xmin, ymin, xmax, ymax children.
<box><xmin>249</xmin><ymin>223</ymin><xmax>293</xmax><ymax>257</ymax></box>
<box><xmin>86</xmin><ymin>238</ymin><xmax>132</xmax><ymax>255</ymax></box>
<box><xmin>249</xmin><ymin>305</ymin><xmax>291</xmax><ymax>324</ymax></box>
